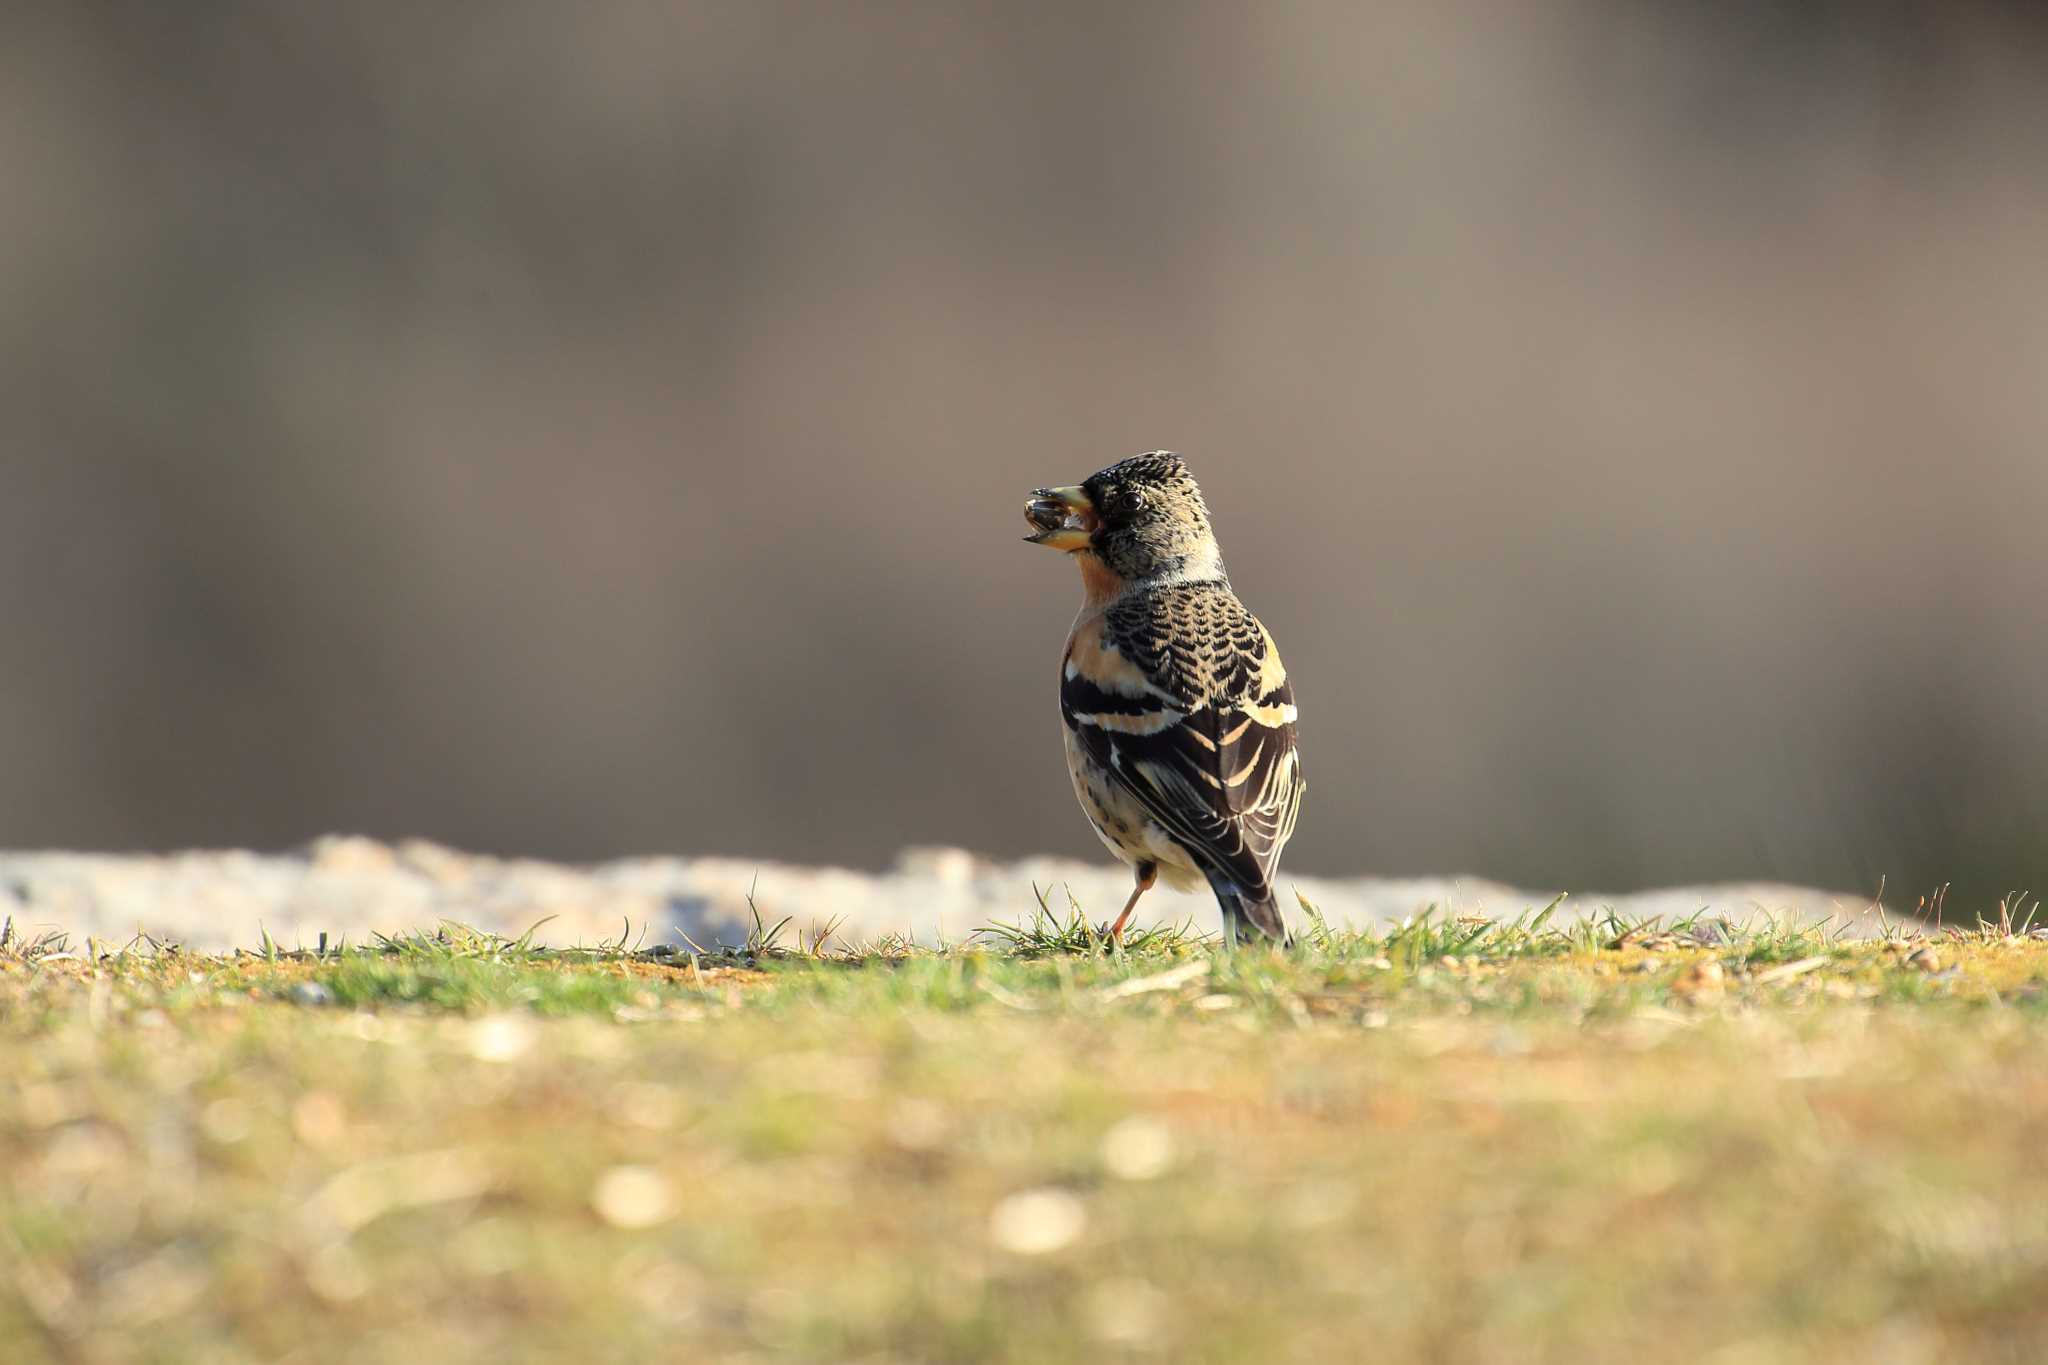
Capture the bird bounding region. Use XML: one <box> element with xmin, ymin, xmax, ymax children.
<box><xmin>1022</xmin><ymin>451</ymin><xmax>1303</xmax><ymax>944</ymax></box>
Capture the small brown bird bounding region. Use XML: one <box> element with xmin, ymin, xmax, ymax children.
<box><xmin>1024</xmin><ymin>452</ymin><xmax>1303</xmax><ymax>943</ymax></box>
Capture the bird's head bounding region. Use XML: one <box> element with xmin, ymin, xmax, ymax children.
<box><xmin>1023</xmin><ymin>451</ymin><xmax>1223</xmax><ymax>586</ymax></box>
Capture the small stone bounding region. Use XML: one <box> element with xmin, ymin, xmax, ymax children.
<box><xmin>988</xmin><ymin>1188</ymin><xmax>1086</xmax><ymax>1255</ymax></box>
<box><xmin>1100</xmin><ymin>1118</ymin><xmax>1176</xmax><ymax>1181</ymax></box>
<box><xmin>467</xmin><ymin>1014</ymin><xmax>536</xmax><ymax>1063</ymax></box>
<box><xmin>591</xmin><ymin>1165</ymin><xmax>675</xmax><ymax>1229</ymax></box>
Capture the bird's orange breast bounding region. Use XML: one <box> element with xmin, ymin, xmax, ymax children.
<box><xmin>1065</xmin><ymin>613</ymin><xmax>1170</xmax><ymax>701</ymax></box>
<box><xmin>1073</xmin><ymin>551</ymin><xmax>1126</xmax><ymax>609</ymax></box>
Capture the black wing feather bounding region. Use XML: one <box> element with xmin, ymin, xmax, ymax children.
<box><xmin>1061</xmin><ymin>587</ymin><xmax>1303</xmax><ymax>898</ymax></box>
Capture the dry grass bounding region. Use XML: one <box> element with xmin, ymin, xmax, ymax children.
<box><xmin>4</xmin><ymin>909</ymin><xmax>2047</xmax><ymax>1364</ymax></box>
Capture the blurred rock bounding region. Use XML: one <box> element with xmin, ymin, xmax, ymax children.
<box><xmin>0</xmin><ymin>840</ymin><xmax>1874</xmax><ymax>953</ymax></box>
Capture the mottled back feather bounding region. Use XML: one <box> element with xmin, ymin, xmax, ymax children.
<box><xmin>1062</xmin><ymin>580</ymin><xmax>1303</xmax><ymax>904</ymax></box>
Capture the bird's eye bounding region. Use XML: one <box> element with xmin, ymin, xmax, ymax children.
<box><xmin>1114</xmin><ymin>489</ymin><xmax>1147</xmax><ymax>515</ymax></box>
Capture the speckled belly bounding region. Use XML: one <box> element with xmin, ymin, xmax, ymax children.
<box><xmin>1061</xmin><ymin>725</ymin><xmax>1205</xmax><ymax>890</ymax></box>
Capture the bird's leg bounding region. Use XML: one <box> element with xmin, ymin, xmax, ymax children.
<box><xmin>1107</xmin><ymin>861</ymin><xmax>1159</xmax><ymax>942</ymax></box>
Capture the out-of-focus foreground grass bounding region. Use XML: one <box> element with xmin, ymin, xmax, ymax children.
<box><xmin>4</xmin><ymin>904</ymin><xmax>2047</xmax><ymax>1365</ymax></box>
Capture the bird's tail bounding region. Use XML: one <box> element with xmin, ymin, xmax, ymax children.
<box><xmin>1211</xmin><ymin>881</ymin><xmax>1290</xmax><ymax>946</ymax></box>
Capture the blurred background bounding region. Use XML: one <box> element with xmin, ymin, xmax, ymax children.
<box><xmin>4</xmin><ymin>1</ymin><xmax>2046</xmax><ymax>910</ymax></box>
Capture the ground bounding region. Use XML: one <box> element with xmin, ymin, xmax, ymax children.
<box><xmin>4</xmin><ymin>903</ymin><xmax>2046</xmax><ymax>1364</ymax></box>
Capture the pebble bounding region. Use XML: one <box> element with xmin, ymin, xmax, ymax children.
<box><xmin>1100</xmin><ymin>1118</ymin><xmax>1176</xmax><ymax>1181</ymax></box>
<box><xmin>591</xmin><ymin>1165</ymin><xmax>675</xmax><ymax>1229</ymax></box>
<box><xmin>988</xmin><ymin>1188</ymin><xmax>1086</xmax><ymax>1255</ymax></box>
<box><xmin>467</xmin><ymin>1014</ymin><xmax>537</xmax><ymax>1064</ymax></box>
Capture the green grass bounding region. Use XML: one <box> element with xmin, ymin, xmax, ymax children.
<box><xmin>4</xmin><ymin>905</ymin><xmax>2048</xmax><ymax>1364</ymax></box>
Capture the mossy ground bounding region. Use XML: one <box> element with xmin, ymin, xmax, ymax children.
<box><xmin>4</xmin><ymin>903</ymin><xmax>2047</xmax><ymax>1364</ymax></box>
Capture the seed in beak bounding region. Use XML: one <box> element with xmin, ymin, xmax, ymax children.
<box><xmin>1026</xmin><ymin>497</ymin><xmax>1071</xmax><ymax>534</ymax></box>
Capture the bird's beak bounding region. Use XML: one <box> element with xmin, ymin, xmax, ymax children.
<box><xmin>1023</xmin><ymin>486</ymin><xmax>1095</xmax><ymax>550</ymax></box>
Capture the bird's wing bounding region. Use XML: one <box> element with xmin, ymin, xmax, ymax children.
<box><xmin>1062</xmin><ymin>585</ymin><xmax>1303</xmax><ymax>896</ymax></box>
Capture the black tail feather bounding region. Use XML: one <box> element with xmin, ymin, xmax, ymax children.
<box><xmin>1211</xmin><ymin>881</ymin><xmax>1289</xmax><ymax>945</ymax></box>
